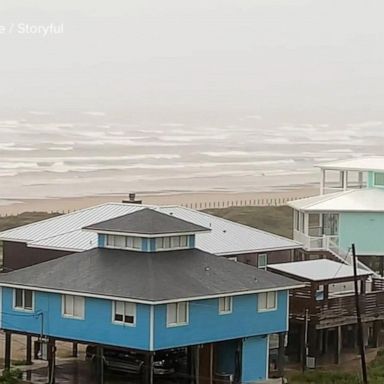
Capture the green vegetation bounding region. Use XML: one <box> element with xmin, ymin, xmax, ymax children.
<box><xmin>0</xmin><ymin>369</ymin><xmax>22</xmax><ymax>383</ymax></box>
<box><xmin>289</xmin><ymin>350</ymin><xmax>384</xmax><ymax>384</ymax></box>
<box><xmin>0</xmin><ymin>212</ymin><xmax>60</xmax><ymax>232</ymax></box>
<box><xmin>205</xmin><ymin>205</ymin><xmax>294</xmax><ymax>239</ymax></box>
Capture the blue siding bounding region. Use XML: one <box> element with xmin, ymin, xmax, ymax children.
<box><xmin>339</xmin><ymin>212</ymin><xmax>384</xmax><ymax>254</ymax></box>
<box><xmin>98</xmin><ymin>234</ymin><xmax>106</xmax><ymax>247</ymax></box>
<box><xmin>154</xmin><ymin>291</ymin><xmax>288</xmax><ymax>349</ymax></box>
<box><xmin>1</xmin><ymin>288</ymin><xmax>150</xmax><ymax>350</ymax></box>
<box><xmin>241</xmin><ymin>336</ymin><xmax>268</xmax><ymax>382</ymax></box>
<box><xmin>188</xmin><ymin>235</ymin><xmax>195</xmax><ymax>248</ymax></box>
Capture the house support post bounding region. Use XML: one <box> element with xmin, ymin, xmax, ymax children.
<box><xmin>95</xmin><ymin>346</ymin><xmax>104</xmax><ymax>384</ymax></box>
<box><xmin>4</xmin><ymin>331</ymin><xmax>11</xmax><ymax>370</ymax></box>
<box><xmin>334</xmin><ymin>326</ymin><xmax>342</xmax><ymax>364</ymax></box>
<box><xmin>26</xmin><ymin>335</ymin><xmax>32</xmax><ymax>365</ymax></box>
<box><xmin>277</xmin><ymin>332</ymin><xmax>286</xmax><ymax>377</ymax></box>
<box><xmin>373</xmin><ymin>321</ymin><xmax>381</xmax><ymax>348</ymax></box>
<box><xmin>143</xmin><ymin>352</ymin><xmax>154</xmax><ymax>384</ymax></box>
<box><xmin>47</xmin><ymin>338</ymin><xmax>56</xmax><ymax>384</ymax></box>
<box><xmin>72</xmin><ymin>342</ymin><xmax>78</xmax><ymax>357</ymax></box>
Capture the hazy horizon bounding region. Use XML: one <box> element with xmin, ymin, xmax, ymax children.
<box><xmin>1</xmin><ymin>1</ymin><xmax>384</xmax><ymax>200</ymax></box>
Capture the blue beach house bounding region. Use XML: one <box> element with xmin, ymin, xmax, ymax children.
<box><xmin>0</xmin><ymin>208</ymin><xmax>300</xmax><ymax>383</ymax></box>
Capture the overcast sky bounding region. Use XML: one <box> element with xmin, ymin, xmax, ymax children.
<box><xmin>1</xmin><ymin>0</ymin><xmax>383</xmax><ymax>120</ymax></box>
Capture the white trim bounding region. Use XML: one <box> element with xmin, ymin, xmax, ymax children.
<box><xmin>265</xmin><ymin>335</ymin><xmax>270</xmax><ymax>379</ymax></box>
<box><xmin>257</xmin><ymin>292</ymin><xmax>278</xmax><ymax>313</ymax></box>
<box><xmin>13</xmin><ymin>288</ymin><xmax>35</xmax><ymax>312</ymax></box>
<box><xmin>111</xmin><ymin>300</ymin><xmax>136</xmax><ymax>327</ymax></box>
<box><xmin>0</xmin><ymin>283</ymin><xmax>304</xmax><ymax>305</ymax></box>
<box><xmin>85</xmin><ymin>229</ymin><xmax>208</xmax><ymax>238</ymax></box>
<box><xmin>61</xmin><ymin>294</ymin><xmax>85</xmax><ymax>320</ymax></box>
<box><xmin>0</xmin><ymin>287</ymin><xmax>2</xmax><ymax>329</ymax></box>
<box><xmin>218</xmin><ymin>296</ymin><xmax>233</xmax><ymax>315</ymax></box>
<box><xmin>166</xmin><ymin>302</ymin><xmax>189</xmax><ymax>327</ymax></box>
<box><xmin>286</xmin><ymin>292</ymin><xmax>290</xmax><ymax>331</ymax></box>
<box><xmin>149</xmin><ymin>305</ymin><xmax>154</xmax><ymax>351</ymax></box>
<box><xmin>215</xmin><ymin>245</ymin><xmax>301</xmax><ymax>256</ymax></box>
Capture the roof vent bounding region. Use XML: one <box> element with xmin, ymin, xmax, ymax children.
<box><xmin>205</xmin><ymin>266</ymin><xmax>210</xmax><ymax>272</ymax></box>
<box><xmin>122</xmin><ymin>193</ymin><xmax>142</xmax><ymax>205</ymax></box>
<box><xmin>223</xmin><ymin>229</ymin><xmax>227</xmax><ymax>233</ymax></box>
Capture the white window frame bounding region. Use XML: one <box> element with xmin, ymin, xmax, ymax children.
<box><xmin>156</xmin><ymin>235</ymin><xmax>189</xmax><ymax>251</ymax></box>
<box><xmin>62</xmin><ymin>295</ymin><xmax>85</xmax><ymax>320</ymax></box>
<box><xmin>258</xmin><ymin>291</ymin><xmax>277</xmax><ymax>312</ymax></box>
<box><xmin>106</xmin><ymin>235</ymin><xmax>142</xmax><ymax>251</ymax></box>
<box><xmin>258</xmin><ymin>254</ymin><xmax>268</xmax><ymax>270</ymax></box>
<box><xmin>13</xmin><ymin>289</ymin><xmax>34</xmax><ymax>312</ymax></box>
<box><xmin>166</xmin><ymin>302</ymin><xmax>189</xmax><ymax>327</ymax></box>
<box><xmin>112</xmin><ymin>301</ymin><xmax>137</xmax><ymax>327</ymax></box>
<box><xmin>218</xmin><ymin>296</ymin><xmax>232</xmax><ymax>315</ymax></box>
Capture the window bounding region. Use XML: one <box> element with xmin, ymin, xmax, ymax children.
<box><xmin>62</xmin><ymin>295</ymin><xmax>85</xmax><ymax>319</ymax></box>
<box><xmin>157</xmin><ymin>236</ymin><xmax>188</xmax><ymax>250</ymax></box>
<box><xmin>258</xmin><ymin>254</ymin><xmax>268</xmax><ymax>270</ymax></box>
<box><xmin>167</xmin><ymin>302</ymin><xmax>188</xmax><ymax>326</ymax></box>
<box><xmin>125</xmin><ymin>236</ymin><xmax>141</xmax><ymax>250</ymax></box>
<box><xmin>219</xmin><ymin>297</ymin><xmax>232</xmax><ymax>314</ymax></box>
<box><xmin>113</xmin><ymin>301</ymin><xmax>136</xmax><ymax>325</ymax></box>
<box><xmin>106</xmin><ymin>235</ymin><xmax>125</xmax><ymax>248</ymax></box>
<box><xmin>106</xmin><ymin>235</ymin><xmax>142</xmax><ymax>250</ymax></box>
<box><xmin>374</xmin><ymin>172</ymin><xmax>384</xmax><ymax>187</ymax></box>
<box><xmin>14</xmin><ymin>289</ymin><xmax>33</xmax><ymax>311</ymax></box>
<box><xmin>258</xmin><ymin>292</ymin><xmax>277</xmax><ymax>312</ymax></box>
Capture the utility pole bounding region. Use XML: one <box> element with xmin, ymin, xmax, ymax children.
<box><xmin>302</xmin><ymin>308</ymin><xmax>309</xmax><ymax>372</ymax></box>
<box><xmin>352</xmin><ymin>243</ymin><xmax>368</xmax><ymax>384</ymax></box>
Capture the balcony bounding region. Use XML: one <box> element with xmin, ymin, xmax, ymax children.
<box><xmin>290</xmin><ymin>281</ymin><xmax>384</xmax><ymax>328</ymax></box>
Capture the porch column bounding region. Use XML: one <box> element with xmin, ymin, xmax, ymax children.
<box><xmin>4</xmin><ymin>331</ymin><xmax>11</xmax><ymax>370</ymax></box>
<box><xmin>26</xmin><ymin>335</ymin><xmax>32</xmax><ymax>365</ymax></box>
<box><xmin>304</xmin><ymin>213</ymin><xmax>309</xmax><ymax>236</ymax></box>
<box><xmin>144</xmin><ymin>352</ymin><xmax>154</xmax><ymax>384</ymax></box>
<box><xmin>277</xmin><ymin>332</ymin><xmax>286</xmax><ymax>377</ymax></box>
<box><xmin>320</xmin><ymin>169</ymin><xmax>326</xmax><ymax>195</ymax></box>
<box><xmin>334</xmin><ymin>326</ymin><xmax>342</xmax><ymax>364</ymax></box>
<box><xmin>342</xmin><ymin>171</ymin><xmax>348</xmax><ymax>191</ymax></box>
<box><xmin>72</xmin><ymin>342</ymin><xmax>78</xmax><ymax>358</ymax></box>
<box><xmin>47</xmin><ymin>338</ymin><xmax>56</xmax><ymax>384</ymax></box>
<box><xmin>95</xmin><ymin>346</ymin><xmax>104</xmax><ymax>384</ymax></box>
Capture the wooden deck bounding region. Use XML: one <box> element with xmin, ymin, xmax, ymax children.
<box><xmin>290</xmin><ymin>285</ymin><xmax>384</xmax><ymax>328</ymax></box>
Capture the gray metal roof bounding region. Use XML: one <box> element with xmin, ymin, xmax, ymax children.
<box><xmin>84</xmin><ymin>208</ymin><xmax>209</xmax><ymax>235</ymax></box>
<box><xmin>0</xmin><ymin>248</ymin><xmax>300</xmax><ymax>303</ymax></box>
<box><xmin>0</xmin><ymin>203</ymin><xmax>301</xmax><ymax>254</ymax></box>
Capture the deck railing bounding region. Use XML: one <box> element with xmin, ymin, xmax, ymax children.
<box><xmin>290</xmin><ymin>290</ymin><xmax>384</xmax><ymax>326</ymax></box>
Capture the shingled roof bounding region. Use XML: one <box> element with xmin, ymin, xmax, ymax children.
<box><xmin>83</xmin><ymin>208</ymin><xmax>209</xmax><ymax>236</ymax></box>
<box><xmin>0</xmin><ymin>248</ymin><xmax>301</xmax><ymax>303</ymax></box>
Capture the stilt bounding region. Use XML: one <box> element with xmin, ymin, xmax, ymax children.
<box><xmin>72</xmin><ymin>342</ymin><xmax>78</xmax><ymax>358</ymax></box>
<box><xmin>95</xmin><ymin>346</ymin><xmax>104</xmax><ymax>384</ymax></box>
<box><xmin>144</xmin><ymin>352</ymin><xmax>154</xmax><ymax>384</ymax></box>
<box><xmin>4</xmin><ymin>331</ymin><xmax>11</xmax><ymax>370</ymax></box>
<box><xmin>196</xmin><ymin>345</ymin><xmax>200</xmax><ymax>384</ymax></box>
<box><xmin>47</xmin><ymin>338</ymin><xmax>56</xmax><ymax>384</ymax></box>
<box><xmin>209</xmin><ymin>343</ymin><xmax>214</xmax><ymax>384</ymax></box>
<box><xmin>373</xmin><ymin>321</ymin><xmax>381</xmax><ymax>348</ymax></box>
<box><xmin>308</xmin><ymin>323</ymin><xmax>317</xmax><ymax>359</ymax></box>
<box><xmin>277</xmin><ymin>332</ymin><xmax>286</xmax><ymax>377</ymax></box>
<box><xmin>26</xmin><ymin>335</ymin><xmax>32</xmax><ymax>365</ymax></box>
<box><xmin>322</xmin><ymin>329</ymin><xmax>329</xmax><ymax>355</ymax></box>
<box><xmin>334</xmin><ymin>326</ymin><xmax>342</xmax><ymax>364</ymax></box>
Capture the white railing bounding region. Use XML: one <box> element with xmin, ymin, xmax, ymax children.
<box><xmin>294</xmin><ymin>230</ymin><xmax>379</xmax><ymax>277</ymax></box>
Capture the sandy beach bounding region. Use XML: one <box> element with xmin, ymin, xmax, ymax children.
<box><xmin>0</xmin><ymin>187</ymin><xmax>317</xmax><ymax>216</ymax></box>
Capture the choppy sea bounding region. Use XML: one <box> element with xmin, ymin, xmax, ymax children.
<box><xmin>0</xmin><ymin>112</ymin><xmax>383</xmax><ymax>201</ymax></box>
